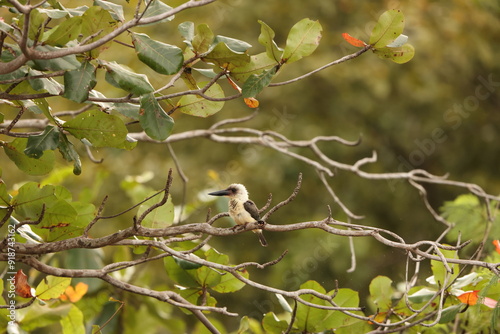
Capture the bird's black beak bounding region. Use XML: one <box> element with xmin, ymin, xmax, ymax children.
<box><xmin>208</xmin><ymin>189</ymin><xmax>231</xmax><ymax>196</ymax></box>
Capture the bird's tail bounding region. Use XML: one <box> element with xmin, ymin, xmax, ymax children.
<box><xmin>256</xmin><ymin>230</ymin><xmax>268</xmax><ymax>247</ymax></box>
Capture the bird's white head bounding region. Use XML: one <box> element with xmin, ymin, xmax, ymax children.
<box><xmin>208</xmin><ymin>183</ymin><xmax>249</xmax><ymax>201</ymax></box>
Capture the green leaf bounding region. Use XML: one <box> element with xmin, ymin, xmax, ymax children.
<box><xmin>230</xmin><ymin>52</ymin><xmax>278</xmax><ymax>82</ymax></box>
<box><xmin>192</xmin><ymin>24</ymin><xmax>215</xmax><ymax>54</ymax></box>
<box><xmin>81</xmin><ymin>6</ymin><xmax>116</xmax><ymax>57</ymax></box>
<box><xmin>18</xmin><ymin>303</ymin><xmax>72</xmax><ymax>331</ymax></box>
<box><xmin>141</xmin><ymin>0</ymin><xmax>174</xmax><ymax>24</ymax></box>
<box><xmin>28</xmin><ymin>69</ymin><xmax>63</xmax><ymax>94</ymax></box>
<box><xmin>441</xmin><ymin>194</ymin><xmax>486</xmax><ymax>243</ymax></box>
<box><xmin>37</xmin><ymin>8</ymin><xmax>68</xmax><ymax>19</ymax></box>
<box><xmin>262</xmin><ymin>312</ymin><xmax>289</xmax><ymax>334</ymax></box>
<box><xmin>164</xmin><ymin>256</ymin><xmax>201</xmax><ymax>288</ymax></box>
<box><xmin>3</xmin><ymin>138</ymin><xmax>55</xmax><ymax>175</ymax></box>
<box><xmin>369</xmin><ymin>9</ymin><xmax>405</xmax><ymax>48</ymax></box>
<box><xmin>33</xmin><ymin>201</ymin><xmax>90</xmax><ymax>241</ymax></box>
<box><xmin>295</xmin><ymin>280</ymin><xmax>329</xmax><ymax>332</ymax></box>
<box><xmin>408</xmin><ymin>287</ymin><xmax>437</xmax><ymax>304</ymax></box>
<box><xmin>369</xmin><ymin>276</ymin><xmax>393</xmax><ymax>310</ymax></box>
<box><xmin>32</xmin><ymin>45</ymin><xmax>80</xmax><ymax>71</ymax></box>
<box><xmin>178</xmin><ymin>21</ymin><xmax>194</xmax><ymax>47</ymax></box>
<box><xmin>62</xmin><ymin>109</ymin><xmax>129</xmax><ymax>148</ymax></box>
<box><xmin>139</xmin><ymin>93</ymin><xmax>174</xmax><ymax>141</ymax></box>
<box><xmin>258</xmin><ymin>20</ymin><xmax>283</xmax><ymax>61</ymax></box>
<box><xmin>94</xmin><ymin>0</ymin><xmax>125</xmax><ymax>22</ymax></box>
<box><xmin>104</xmin><ymin>61</ymin><xmax>154</xmax><ymax>95</ymax></box>
<box><xmin>63</xmin><ymin>61</ymin><xmax>97</xmax><ymax>103</ymax></box>
<box><xmin>203</xmin><ymin>41</ymin><xmax>250</xmax><ymax>70</ymax></box>
<box><xmin>173</xmin><ymin>256</ymin><xmax>203</xmax><ymax>270</ymax></box>
<box><xmin>0</xmin><ymin>182</ymin><xmax>11</xmax><ymax>222</ymax></box>
<box><xmin>12</xmin><ymin>182</ymin><xmax>59</xmax><ymax>219</ymax></box>
<box><xmin>241</xmin><ymin>66</ymin><xmax>277</xmax><ymax>98</ymax></box>
<box><xmin>132</xmin><ymin>33</ymin><xmax>184</xmax><ymax>75</ymax></box>
<box><xmin>213</xmin><ymin>35</ymin><xmax>252</xmax><ymax>53</ymax></box>
<box><xmin>24</xmin><ymin>125</ymin><xmax>60</xmax><ymax>158</ymax></box>
<box><xmin>322</xmin><ymin>289</ymin><xmax>361</xmax><ymax>329</ymax></box>
<box><xmin>373</xmin><ymin>44</ymin><xmax>415</xmax><ymax>64</ymax></box>
<box><xmin>0</xmin><ymin>19</ymin><xmax>13</xmax><ymax>34</ymax></box>
<box><xmin>439</xmin><ymin>304</ymin><xmax>464</xmax><ymax>324</ymax></box>
<box><xmin>177</xmin><ymin>82</ymin><xmax>224</xmax><ymax>117</ymax></box>
<box><xmin>25</xmin><ymin>8</ymin><xmax>45</xmax><ymax>41</ymax></box>
<box><xmin>113</xmin><ymin>103</ymin><xmax>140</xmax><ymax>120</ymax></box>
<box><xmin>58</xmin><ymin>133</ymin><xmax>82</xmax><ymax>175</ymax></box>
<box><xmin>38</xmin><ymin>199</ymin><xmax>78</xmax><ymax>228</ymax></box>
<box><xmin>36</xmin><ymin>276</ymin><xmax>71</xmax><ymax>300</ymax></box>
<box><xmin>211</xmin><ymin>268</ymin><xmax>247</xmax><ymax>293</ymax></box>
<box><xmin>195</xmin><ymin>249</ymin><xmax>224</xmax><ymax>287</ymax></box>
<box><xmin>41</xmin><ymin>16</ymin><xmax>82</xmax><ymax>46</ymax></box>
<box><xmin>60</xmin><ymin>305</ymin><xmax>85</xmax><ymax>334</ymax></box>
<box><xmin>431</xmin><ymin>248</ymin><xmax>460</xmax><ymax>287</ymax></box>
<box><xmin>282</xmin><ymin>18</ymin><xmax>322</xmax><ymax>64</ymax></box>
<box><xmin>17</xmin><ymin>98</ymin><xmax>51</xmax><ymax>116</ymax></box>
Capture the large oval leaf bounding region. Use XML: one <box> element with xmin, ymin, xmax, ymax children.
<box><xmin>104</xmin><ymin>61</ymin><xmax>154</xmax><ymax>95</ymax></box>
<box><xmin>369</xmin><ymin>9</ymin><xmax>405</xmax><ymax>48</ymax></box>
<box><xmin>177</xmin><ymin>82</ymin><xmax>224</xmax><ymax>117</ymax></box>
<box><xmin>62</xmin><ymin>109</ymin><xmax>129</xmax><ymax>148</ymax></box>
<box><xmin>373</xmin><ymin>44</ymin><xmax>415</xmax><ymax>64</ymax></box>
<box><xmin>63</xmin><ymin>61</ymin><xmax>97</xmax><ymax>103</ymax></box>
<box><xmin>282</xmin><ymin>18</ymin><xmax>322</xmax><ymax>64</ymax></box>
<box><xmin>132</xmin><ymin>33</ymin><xmax>183</xmax><ymax>75</ymax></box>
<box><xmin>24</xmin><ymin>125</ymin><xmax>60</xmax><ymax>158</ymax></box>
<box><xmin>3</xmin><ymin>138</ymin><xmax>55</xmax><ymax>175</ymax></box>
<box><xmin>242</xmin><ymin>66</ymin><xmax>277</xmax><ymax>98</ymax></box>
<box><xmin>139</xmin><ymin>93</ymin><xmax>175</xmax><ymax>141</ymax></box>
<box><xmin>258</xmin><ymin>20</ymin><xmax>283</xmax><ymax>61</ymax></box>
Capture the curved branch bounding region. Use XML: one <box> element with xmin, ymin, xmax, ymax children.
<box><xmin>269</xmin><ymin>45</ymin><xmax>372</xmax><ymax>86</ymax></box>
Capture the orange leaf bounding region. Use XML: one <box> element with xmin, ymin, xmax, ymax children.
<box><xmin>60</xmin><ymin>282</ymin><xmax>88</xmax><ymax>303</ymax></box>
<box><xmin>244</xmin><ymin>97</ymin><xmax>259</xmax><ymax>108</ymax></box>
<box><xmin>492</xmin><ymin>240</ymin><xmax>500</xmax><ymax>254</ymax></box>
<box><xmin>14</xmin><ymin>269</ymin><xmax>33</xmax><ymax>298</ymax></box>
<box><xmin>457</xmin><ymin>290</ymin><xmax>479</xmax><ymax>305</ymax></box>
<box><xmin>342</xmin><ymin>33</ymin><xmax>366</xmax><ymax>47</ymax></box>
<box><xmin>368</xmin><ymin>312</ymin><xmax>387</xmax><ymax>324</ymax></box>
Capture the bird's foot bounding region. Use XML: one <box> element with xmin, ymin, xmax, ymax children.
<box><xmin>232</xmin><ymin>223</ymin><xmax>247</xmax><ymax>232</ymax></box>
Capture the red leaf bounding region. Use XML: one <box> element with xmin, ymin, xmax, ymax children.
<box><xmin>342</xmin><ymin>33</ymin><xmax>366</xmax><ymax>47</ymax></box>
<box><xmin>457</xmin><ymin>290</ymin><xmax>479</xmax><ymax>305</ymax></box>
<box><xmin>492</xmin><ymin>240</ymin><xmax>500</xmax><ymax>254</ymax></box>
<box><xmin>14</xmin><ymin>269</ymin><xmax>33</xmax><ymax>298</ymax></box>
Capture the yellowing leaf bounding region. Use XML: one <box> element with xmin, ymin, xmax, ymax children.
<box><xmin>36</xmin><ymin>276</ymin><xmax>72</xmax><ymax>300</ymax></box>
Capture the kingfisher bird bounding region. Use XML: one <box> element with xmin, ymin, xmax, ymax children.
<box><xmin>208</xmin><ymin>184</ymin><xmax>268</xmax><ymax>247</ymax></box>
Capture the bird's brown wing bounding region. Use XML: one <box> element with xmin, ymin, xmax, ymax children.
<box><xmin>244</xmin><ymin>200</ymin><xmax>261</xmax><ymax>222</ymax></box>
